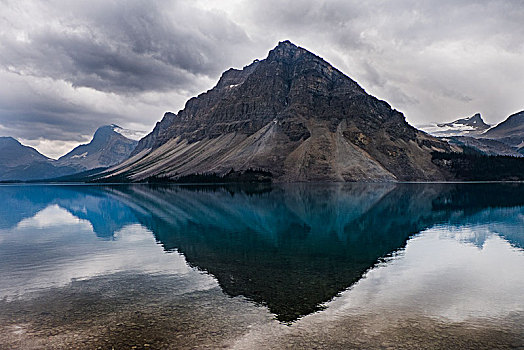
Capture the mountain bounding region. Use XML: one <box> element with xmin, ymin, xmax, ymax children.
<box><xmin>420</xmin><ymin>113</ymin><xmax>491</xmax><ymax>137</ymax></box>
<box><xmin>100</xmin><ymin>41</ymin><xmax>452</xmax><ymax>182</ymax></box>
<box><xmin>420</xmin><ymin>111</ymin><xmax>524</xmax><ymax>157</ymax></box>
<box><xmin>0</xmin><ymin>137</ymin><xmax>75</xmax><ymax>181</ymax></box>
<box><xmin>0</xmin><ymin>125</ymin><xmax>138</xmax><ymax>181</ymax></box>
<box><xmin>57</xmin><ymin>125</ymin><xmax>138</xmax><ymax>171</ymax></box>
<box><xmin>444</xmin><ymin>136</ymin><xmax>523</xmax><ymax>157</ymax></box>
<box><xmin>483</xmin><ymin>110</ymin><xmax>524</xmax><ymax>148</ymax></box>
<box><xmin>0</xmin><ymin>137</ymin><xmax>49</xmax><ymax>166</ymax></box>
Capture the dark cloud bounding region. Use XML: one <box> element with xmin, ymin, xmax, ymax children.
<box><xmin>0</xmin><ymin>97</ymin><xmax>121</xmax><ymax>143</ymax></box>
<box><xmin>0</xmin><ymin>67</ymin><xmax>193</xmax><ymax>153</ymax></box>
<box><xmin>0</xmin><ymin>0</ymin><xmax>250</xmax><ymax>94</ymax></box>
<box><xmin>0</xmin><ymin>0</ymin><xmax>251</xmax><ymax>157</ymax></box>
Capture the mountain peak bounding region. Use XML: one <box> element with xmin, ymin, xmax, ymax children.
<box><xmin>437</xmin><ymin>113</ymin><xmax>488</xmax><ymax>127</ymax></box>
<box><xmin>469</xmin><ymin>113</ymin><xmax>482</xmax><ymax>120</ymax></box>
<box><xmin>425</xmin><ymin>112</ymin><xmax>490</xmax><ymax>137</ymax></box>
<box><xmin>91</xmin><ymin>125</ymin><xmax>120</xmax><ymax>142</ymax></box>
<box><xmin>92</xmin><ymin>124</ymin><xmax>139</xmax><ymax>142</ymax></box>
<box><xmin>57</xmin><ymin>124</ymin><xmax>138</xmax><ymax>170</ymax></box>
<box><xmin>276</xmin><ymin>40</ymin><xmax>297</xmax><ymax>49</ymax></box>
<box><xmin>268</xmin><ymin>40</ymin><xmax>308</xmax><ymax>61</ymax></box>
<box><xmin>465</xmin><ymin>113</ymin><xmax>489</xmax><ymax>127</ymax></box>
<box><xmin>0</xmin><ymin>136</ymin><xmax>21</xmax><ymax>146</ymax></box>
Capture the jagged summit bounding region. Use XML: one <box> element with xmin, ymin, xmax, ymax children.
<box><xmin>277</xmin><ymin>39</ymin><xmax>295</xmax><ymax>47</ymax></box>
<box><xmin>422</xmin><ymin>113</ymin><xmax>490</xmax><ymax>137</ymax></box>
<box><xmin>92</xmin><ymin>125</ymin><xmax>120</xmax><ymax>141</ymax></box>
<box><xmin>57</xmin><ymin>125</ymin><xmax>138</xmax><ymax>171</ymax></box>
<box><xmin>469</xmin><ymin>113</ymin><xmax>485</xmax><ymax>123</ymax></box>
<box><xmin>268</xmin><ymin>40</ymin><xmax>302</xmax><ymax>59</ymax></box>
<box><xmin>268</xmin><ymin>41</ymin><xmax>332</xmax><ymax>68</ymax></box>
<box><xmin>437</xmin><ymin>113</ymin><xmax>490</xmax><ymax>130</ymax></box>
<box><xmin>101</xmin><ymin>41</ymin><xmax>452</xmax><ymax>182</ymax></box>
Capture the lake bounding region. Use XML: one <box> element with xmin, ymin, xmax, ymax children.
<box><xmin>0</xmin><ymin>183</ymin><xmax>523</xmax><ymax>349</ymax></box>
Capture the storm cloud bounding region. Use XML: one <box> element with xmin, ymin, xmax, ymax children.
<box><xmin>0</xmin><ymin>0</ymin><xmax>523</xmax><ymax>158</ymax></box>
<box><xmin>1</xmin><ymin>0</ymin><xmax>250</xmax><ymax>93</ymax></box>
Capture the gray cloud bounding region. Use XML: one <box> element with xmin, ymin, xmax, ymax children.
<box><xmin>0</xmin><ymin>0</ymin><xmax>250</xmax><ymax>94</ymax></box>
<box><xmin>0</xmin><ymin>0</ymin><xmax>523</xmax><ymax>157</ymax></box>
<box><xmin>0</xmin><ymin>0</ymin><xmax>250</xmax><ymax>157</ymax></box>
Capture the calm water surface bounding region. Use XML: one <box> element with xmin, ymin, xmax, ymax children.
<box><xmin>0</xmin><ymin>183</ymin><xmax>523</xmax><ymax>349</ymax></box>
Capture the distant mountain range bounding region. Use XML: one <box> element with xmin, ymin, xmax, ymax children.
<box><xmin>0</xmin><ymin>125</ymin><xmax>137</xmax><ymax>181</ymax></box>
<box><xmin>421</xmin><ymin>113</ymin><xmax>491</xmax><ymax>137</ymax></box>
<box><xmin>421</xmin><ymin>111</ymin><xmax>524</xmax><ymax>157</ymax></box>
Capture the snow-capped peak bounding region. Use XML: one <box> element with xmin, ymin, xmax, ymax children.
<box><xmin>111</xmin><ymin>125</ymin><xmax>145</xmax><ymax>141</ymax></box>
<box><xmin>419</xmin><ymin>113</ymin><xmax>490</xmax><ymax>137</ymax></box>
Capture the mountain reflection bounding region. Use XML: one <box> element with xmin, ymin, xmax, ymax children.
<box><xmin>1</xmin><ymin>183</ymin><xmax>523</xmax><ymax>322</ymax></box>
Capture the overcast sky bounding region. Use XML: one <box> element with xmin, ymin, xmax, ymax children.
<box><xmin>0</xmin><ymin>0</ymin><xmax>523</xmax><ymax>158</ymax></box>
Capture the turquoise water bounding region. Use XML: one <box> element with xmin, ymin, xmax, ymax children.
<box><xmin>0</xmin><ymin>183</ymin><xmax>523</xmax><ymax>349</ymax></box>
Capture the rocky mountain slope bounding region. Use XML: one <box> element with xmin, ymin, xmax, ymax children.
<box><xmin>0</xmin><ymin>137</ymin><xmax>75</xmax><ymax>181</ymax></box>
<box><xmin>483</xmin><ymin>111</ymin><xmax>524</xmax><ymax>150</ymax></box>
<box><xmin>57</xmin><ymin>125</ymin><xmax>138</xmax><ymax>171</ymax></box>
<box><xmin>100</xmin><ymin>41</ymin><xmax>452</xmax><ymax>182</ymax></box>
<box><xmin>421</xmin><ymin>113</ymin><xmax>490</xmax><ymax>137</ymax></box>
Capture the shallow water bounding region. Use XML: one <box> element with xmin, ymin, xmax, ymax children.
<box><xmin>0</xmin><ymin>183</ymin><xmax>523</xmax><ymax>349</ymax></box>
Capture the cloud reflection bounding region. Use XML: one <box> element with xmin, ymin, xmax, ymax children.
<box><xmin>0</xmin><ymin>204</ymin><xmax>217</xmax><ymax>300</ymax></box>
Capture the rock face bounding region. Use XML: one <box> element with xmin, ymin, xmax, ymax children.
<box><xmin>57</xmin><ymin>125</ymin><xmax>138</xmax><ymax>171</ymax></box>
<box><xmin>483</xmin><ymin>111</ymin><xmax>524</xmax><ymax>148</ymax></box>
<box><xmin>0</xmin><ymin>137</ymin><xmax>76</xmax><ymax>181</ymax></box>
<box><xmin>421</xmin><ymin>113</ymin><xmax>491</xmax><ymax>137</ymax></box>
<box><xmin>103</xmin><ymin>41</ymin><xmax>452</xmax><ymax>182</ymax></box>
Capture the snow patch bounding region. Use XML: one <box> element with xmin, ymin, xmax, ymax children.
<box><xmin>419</xmin><ymin>123</ymin><xmax>480</xmax><ymax>137</ymax></box>
<box><xmin>71</xmin><ymin>152</ymin><xmax>88</xmax><ymax>159</ymax></box>
<box><xmin>112</xmin><ymin>125</ymin><xmax>145</xmax><ymax>140</ymax></box>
